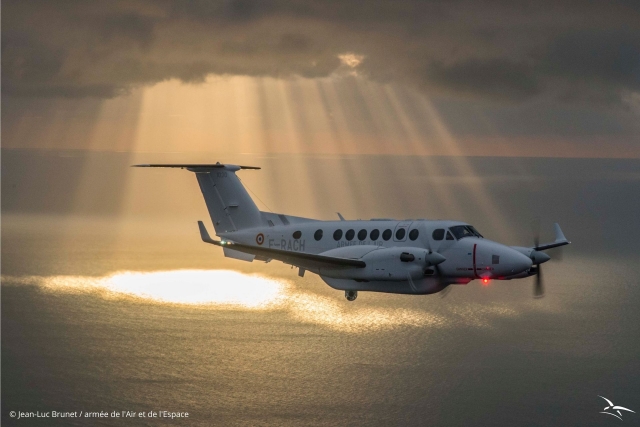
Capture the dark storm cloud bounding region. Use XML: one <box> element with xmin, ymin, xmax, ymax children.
<box><xmin>427</xmin><ymin>59</ymin><xmax>539</xmax><ymax>101</ymax></box>
<box><xmin>543</xmin><ymin>31</ymin><xmax>640</xmax><ymax>86</ymax></box>
<box><xmin>2</xmin><ymin>0</ymin><xmax>639</xmax><ymax>103</ymax></box>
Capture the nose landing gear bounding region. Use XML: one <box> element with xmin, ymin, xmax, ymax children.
<box><xmin>345</xmin><ymin>290</ymin><xmax>358</xmax><ymax>301</ymax></box>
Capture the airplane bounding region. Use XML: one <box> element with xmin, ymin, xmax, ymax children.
<box><xmin>134</xmin><ymin>162</ymin><xmax>570</xmax><ymax>301</ymax></box>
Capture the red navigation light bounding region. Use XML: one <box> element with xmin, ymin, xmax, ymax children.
<box><xmin>482</xmin><ymin>278</ymin><xmax>490</xmax><ymax>285</ymax></box>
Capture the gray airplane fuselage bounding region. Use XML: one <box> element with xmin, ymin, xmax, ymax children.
<box><xmin>218</xmin><ymin>218</ymin><xmax>533</xmax><ymax>295</ymax></box>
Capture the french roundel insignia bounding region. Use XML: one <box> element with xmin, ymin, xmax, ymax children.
<box><xmin>256</xmin><ymin>233</ymin><xmax>265</xmax><ymax>245</ymax></box>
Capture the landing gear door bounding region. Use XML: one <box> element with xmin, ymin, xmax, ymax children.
<box><xmin>393</xmin><ymin>222</ymin><xmax>413</xmax><ymax>242</ymax></box>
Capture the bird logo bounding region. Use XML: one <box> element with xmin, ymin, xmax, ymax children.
<box><xmin>599</xmin><ymin>396</ymin><xmax>635</xmax><ymax>420</ymax></box>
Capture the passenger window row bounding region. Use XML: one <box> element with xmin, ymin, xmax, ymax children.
<box><xmin>288</xmin><ymin>228</ymin><xmax>421</xmax><ymax>241</ymax></box>
<box><xmin>293</xmin><ymin>227</ymin><xmax>469</xmax><ymax>242</ymax></box>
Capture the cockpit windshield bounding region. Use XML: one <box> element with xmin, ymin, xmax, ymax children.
<box><xmin>468</xmin><ymin>226</ymin><xmax>483</xmax><ymax>238</ymax></box>
<box><xmin>449</xmin><ymin>225</ymin><xmax>483</xmax><ymax>239</ymax></box>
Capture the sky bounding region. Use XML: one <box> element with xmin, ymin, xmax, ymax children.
<box><xmin>2</xmin><ymin>0</ymin><xmax>640</xmax><ymax>159</ymax></box>
<box><xmin>2</xmin><ymin>0</ymin><xmax>640</xmax><ymax>244</ymax></box>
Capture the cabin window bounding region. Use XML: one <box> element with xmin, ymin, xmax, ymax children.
<box><xmin>382</xmin><ymin>229</ymin><xmax>392</xmax><ymax>241</ymax></box>
<box><xmin>370</xmin><ymin>229</ymin><xmax>380</xmax><ymax>241</ymax></box>
<box><xmin>432</xmin><ymin>229</ymin><xmax>445</xmax><ymax>240</ymax></box>
<box><xmin>409</xmin><ymin>229</ymin><xmax>419</xmax><ymax>241</ymax></box>
<box><xmin>446</xmin><ymin>231</ymin><xmax>454</xmax><ymax>240</ymax></box>
<box><xmin>395</xmin><ymin>228</ymin><xmax>406</xmax><ymax>240</ymax></box>
<box><xmin>333</xmin><ymin>229</ymin><xmax>343</xmax><ymax>240</ymax></box>
<box><xmin>358</xmin><ymin>229</ymin><xmax>367</xmax><ymax>241</ymax></box>
<box><xmin>314</xmin><ymin>229</ymin><xmax>323</xmax><ymax>241</ymax></box>
<box><xmin>345</xmin><ymin>229</ymin><xmax>355</xmax><ymax>241</ymax></box>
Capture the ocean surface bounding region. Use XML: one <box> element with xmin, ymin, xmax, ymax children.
<box><xmin>2</xmin><ymin>152</ymin><xmax>639</xmax><ymax>426</ymax></box>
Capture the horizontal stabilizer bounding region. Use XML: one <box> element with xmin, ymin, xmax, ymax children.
<box><xmin>197</xmin><ymin>221</ymin><xmax>365</xmax><ymax>269</ymax></box>
<box><xmin>139</xmin><ymin>163</ymin><xmax>263</xmax><ymax>233</ymax></box>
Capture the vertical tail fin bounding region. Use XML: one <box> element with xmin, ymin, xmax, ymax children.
<box><xmin>194</xmin><ymin>166</ymin><xmax>263</xmax><ymax>233</ymax></box>
<box><xmin>133</xmin><ymin>163</ymin><xmax>263</xmax><ymax>233</ymax></box>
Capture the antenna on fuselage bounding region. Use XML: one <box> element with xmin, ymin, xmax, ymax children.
<box><xmin>336</xmin><ymin>212</ymin><xmax>346</xmax><ymax>221</ymax></box>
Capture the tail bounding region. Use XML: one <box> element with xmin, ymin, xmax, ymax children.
<box><xmin>133</xmin><ymin>163</ymin><xmax>263</xmax><ymax>233</ymax></box>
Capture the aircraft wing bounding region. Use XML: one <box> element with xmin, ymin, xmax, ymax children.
<box><xmin>133</xmin><ymin>163</ymin><xmax>261</xmax><ymax>170</ymax></box>
<box><xmin>197</xmin><ymin>221</ymin><xmax>366</xmax><ymax>269</ymax></box>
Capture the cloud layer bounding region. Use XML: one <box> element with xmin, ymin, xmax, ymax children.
<box><xmin>3</xmin><ymin>0</ymin><xmax>639</xmax><ymax>104</ymax></box>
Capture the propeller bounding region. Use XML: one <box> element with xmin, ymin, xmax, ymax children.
<box><xmin>529</xmin><ymin>220</ymin><xmax>569</xmax><ymax>298</ymax></box>
<box><xmin>424</xmin><ymin>239</ymin><xmax>445</xmax><ymax>273</ymax></box>
<box><xmin>534</xmin><ymin>262</ymin><xmax>544</xmax><ymax>298</ymax></box>
<box><xmin>424</xmin><ymin>237</ymin><xmax>448</xmax><ymax>296</ymax></box>
<box><xmin>533</xmin><ymin>228</ymin><xmax>544</xmax><ymax>298</ymax></box>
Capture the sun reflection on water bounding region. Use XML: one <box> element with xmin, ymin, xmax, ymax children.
<box><xmin>2</xmin><ymin>269</ymin><xmax>522</xmax><ymax>332</ymax></box>
<box><xmin>34</xmin><ymin>270</ymin><xmax>286</xmax><ymax>309</ymax></box>
<box><xmin>103</xmin><ymin>270</ymin><xmax>286</xmax><ymax>308</ymax></box>
<box><xmin>287</xmin><ymin>292</ymin><xmax>447</xmax><ymax>332</ymax></box>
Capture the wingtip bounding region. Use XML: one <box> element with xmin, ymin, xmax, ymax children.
<box><xmin>553</xmin><ymin>223</ymin><xmax>568</xmax><ymax>243</ymax></box>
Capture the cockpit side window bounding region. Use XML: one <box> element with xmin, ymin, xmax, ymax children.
<box><xmin>432</xmin><ymin>229</ymin><xmax>445</xmax><ymax>240</ymax></box>
<box><xmin>446</xmin><ymin>231</ymin><xmax>454</xmax><ymax>240</ymax></box>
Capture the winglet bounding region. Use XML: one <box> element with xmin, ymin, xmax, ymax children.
<box><xmin>197</xmin><ymin>221</ymin><xmax>218</xmax><ymax>244</ymax></box>
<box><xmin>534</xmin><ymin>223</ymin><xmax>570</xmax><ymax>251</ymax></box>
<box><xmin>337</xmin><ymin>212</ymin><xmax>346</xmax><ymax>221</ymax></box>
<box><xmin>553</xmin><ymin>223</ymin><xmax>569</xmax><ymax>244</ymax></box>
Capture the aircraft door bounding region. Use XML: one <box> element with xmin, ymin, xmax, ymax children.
<box><xmin>393</xmin><ymin>222</ymin><xmax>412</xmax><ymax>242</ymax></box>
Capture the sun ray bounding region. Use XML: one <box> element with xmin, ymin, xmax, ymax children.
<box><xmin>418</xmin><ymin>95</ymin><xmax>514</xmax><ymax>240</ymax></box>
<box><xmin>382</xmin><ymin>83</ymin><xmax>465</xmax><ymax>219</ymax></box>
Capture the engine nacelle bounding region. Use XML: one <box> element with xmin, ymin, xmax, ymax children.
<box><xmin>319</xmin><ymin>246</ymin><xmax>436</xmax><ymax>281</ymax></box>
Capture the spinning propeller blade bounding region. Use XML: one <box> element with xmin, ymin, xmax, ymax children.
<box><xmin>534</xmin><ymin>263</ymin><xmax>544</xmax><ymax>298</ymax></box>
<box><xmin>424</xmin><ymin>238</ymin><xmax>444</xmax><ymax>274</ymax></box>
<box><xmin>425</xmin><ymin>236</ymin><xmax>450</xmax><ymax>297</ymax></box>
<box><xmin>533</xmin><ymin>226</ymin><xmax>544</xmax><ymax>297</ymax></box>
